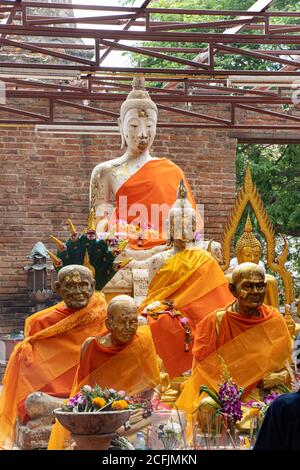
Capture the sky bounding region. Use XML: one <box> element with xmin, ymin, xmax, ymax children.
<box><xmin>72</xmin><ymin>0</ymin><xmax>143</xmax><ymax>67</ymax></box>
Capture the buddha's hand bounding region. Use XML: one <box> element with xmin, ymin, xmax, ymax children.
<box><xmin>259</xmin><ymin>369</ymin><xmax>290</xmax><ymax>390</ymax></box>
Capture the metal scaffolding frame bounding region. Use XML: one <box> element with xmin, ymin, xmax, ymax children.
<box><xmin>0</xmin><ymin>0</ymin><xmax>299</xmax><ymax>130</ymax></box>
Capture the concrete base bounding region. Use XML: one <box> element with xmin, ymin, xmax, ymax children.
<box><xmin>16</xmin><ymin>420</ymin><xmax>53</xmax><ymax>450</ymax></box>
<box><xmin>70</xmin><ymin>433</ymin><xmax>113</xmax><ymax>450</ymax></box>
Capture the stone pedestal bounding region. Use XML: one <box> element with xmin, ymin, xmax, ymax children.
<box><xmin>70</xmin><ymin>433</ymin><xmax>113</xmax><ymax>450</ymax></box>
<box><xmin>16</xmin><ymin>418</ymin><xmax>54</xmax><ymax>450</ymax></box>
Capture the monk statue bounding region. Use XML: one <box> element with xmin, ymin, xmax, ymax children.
<box><xmin>0</xmin><ymin>265</ymin><xmax>107</xmax><ymax>450</ymax></box>
<box><xmin>138</xmin><ymin>180</ymin><xmax>233</xmax><ymax>380</ymax></box>
<box><xmin>225</xmin><ymin>215</ymin><xmax>279</xmax><ymax>309</ymax></box>
<box><xmin>48</xmin><ymin>294</ymin><xmax>160</xmax><ymax>450</ymax></box>
<box><xmin>177</xmin><ymin>262</ymin><xmax>292</xmax><ymax>422</ymax></box>
<box><xmin>89</xmin><ymin>77</ymin><xmax>200</xmax><ymax>300</ymax></box>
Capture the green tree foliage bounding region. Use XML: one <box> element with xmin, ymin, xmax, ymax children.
<box><xmin>122</xmin><ymin>0</ymin><xmax>299</xmax><ymax>71</ymax></box>
<box><xmin>236</xmin><ymin>144</ymin><xmax>300</xmax><ymax>277</ymax></box>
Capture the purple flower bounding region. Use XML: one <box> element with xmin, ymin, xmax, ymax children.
<box><xmin>108</xmin><ymin>388</ymin><xmax>116</xmax><ymax>395</ymax></box>
<box><xmin>264</xmin><ymin>392</ymin><xmax>279</xmax><ymax>405</ymax></box>
<box><xmin>219</xmin><ymin>382</ymin><xmax>243</xmax><ymax>423</ymax></box>
<box><xmin>77</xmin><ymin>395</ymin><xmax>87</xmax><ymax>406</ymax></box>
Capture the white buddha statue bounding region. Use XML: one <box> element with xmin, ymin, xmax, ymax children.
<box><xmin>89</xmin><ymin>77</ymin><xmax>200</xmax><ymax>300</ymax></box>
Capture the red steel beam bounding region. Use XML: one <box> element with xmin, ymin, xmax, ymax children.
<box><xmin>0</xmin><ymin>121</ymin><xmax>300</xmax><ymax>130</ymax></box>
<box><xmin>98</xmin><ymin>38</ymin><xmax>209</xmax><ymax>70</ymax></box>
<box><xmin>0</xmin><ymin>77</ymin><xmax>85</xmax><ymax>93</ymax></box>
<box><xmin>1</xmin><ymin>24</ymin><xmax>300</xmax><ymax>43</ymax></box>
<box><xmin>215</xmin><ymin>43</ymin><xmax>300</xmax><ymax>68</ymax></box>
<box><xmin>54</xmin><ymin>99</ymin><xmax>119</xmax><ymax>118</ymax></box>
<box><xmin>236</xmin><ymin>103</ymin><xmax>300</xmax><ymax>123</ymax></box>
<box><xmin>0</xmin><ymin>37</ymin><xmax>95</xmax><ymax>66</ymax></box>
<box><xmin>91</xmin><ymin>80</ymin><xmax>184</xmax><ymax>95</ymax></box>
<box><xmin>150</xmin><ymin>17</ymin><xmax>264</xmax><ymax>31</ymax></box>
<box><xmin>1</xmin><ymin>2</ymin><xmax>299</xmax><ymax>17</ymax></box>
<box><xmin>157</xmin><ymin>103</ymin><xmax>231</xmax><ymax>125</ymax></box>
<box><xmin>3</xmin><ymin>90</ymin><xmax>294</xmax><ymax>104</ymax></box>
<box><xmin>27</xmin><ymin>13</ymin><xmax>137</xmax><ymax>27</ymax></box>
<box><xmin>189</xmin><ymin>83</ymin><xmax>279</xmax><ymax>98</ymax></box>
<box><xmin>2</xmin><ymin>62</ymin><xmax>300</xmax><ymax>77</ymax></box>
<box><xmin>98</xmin><ymin>0</ymin><xmax>153</xmax><ymax>66</ymax></box>
<box><xmin>0</xmin><ymin>105</ymin><xmax>49</xmax><ymax>120</ymax></box>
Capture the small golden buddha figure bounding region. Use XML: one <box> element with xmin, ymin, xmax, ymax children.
<box><xmin>226</xmin><ymin>215</ymin><xmax>279</xmax><ymax>309</ymax></box>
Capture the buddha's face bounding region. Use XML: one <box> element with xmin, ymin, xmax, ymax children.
<box><xmin>121</xmin><ymin>108</ymin><xmax>157</xmax><ymax>154</ymax></box>
<box><xmin>108</xmin><ymin>303</ymin><xmax>138</xmax><ymax>346</ymax></box>
<box><xmin>55</xmin><ymin>269</ymin><xmax>95</xmax><ymax>309</ymax></box>
<box><xmin>231</xmin><ymin>268</ymin><xmax>266</xmax><ymax>311</ymax></box>
<box><xmin>237</xmin><ymin>246</ymin><xmax>261</xmax><ymax>265</ymax></box>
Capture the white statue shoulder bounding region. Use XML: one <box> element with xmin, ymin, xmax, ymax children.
<box><xmin>149</xmin><ymin>249</ymin><xmax>173</xmax><ymax>282</ymax></box>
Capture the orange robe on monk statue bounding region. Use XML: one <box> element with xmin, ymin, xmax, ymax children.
<box><xmin>0</xmin><ymin>265</ymin><xmax>107</xmax><ymax>450</ymax></box>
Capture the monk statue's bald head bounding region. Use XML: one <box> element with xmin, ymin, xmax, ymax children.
<box><xmin>229</xmin><ymin>262</ymin><xmax>266</xmax><ymax>316</ymax></box>
<box><xmin>55</xmin><ymin>265</ymin><xmax>95</xmax><ymax>310</ymax></box>
<box><xmin>106</xmin><ymin>295</ymin><xmax>138</xmax><ymax>346</ymax></box>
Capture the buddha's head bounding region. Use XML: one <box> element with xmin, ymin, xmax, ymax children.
<box><xmin>119</xmin><ymin>77</ymin><xmax>158</xmax><ymax>155</ymax></box>
<box><xmin>168</xmin><ymin>179</ymin><xmax>196</xmax><ymax>248</ymax></box>
<box><xmin>54</xmin><ymin>265</ymin><xmax>95</xmax><ymax>310</ymax></box>
<box><xmin>229</xmin><ymin>262</ymin><xmax>266</xmax><ymax>313</ymax></box>
<box><xmin>106</xmin><ymin>295</ymin><xmax>138</xmax><ymax>346</ymax></box>
<box><xmin>236</xmin><ymin>214</ymin><xmax>262</xmax><ymax>265</ymax></box>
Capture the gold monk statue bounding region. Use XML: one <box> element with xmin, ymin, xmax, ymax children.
<box><xmin>177</xmin><ymin>262</ymin><xmax>292</xmax><ymax>420</ymax></box>
<box><xmin>226</xmin><ymin>215</ymin><xmax>279</xmax><ymax>309</ymax></box>
<box><xmin>48</xmin><ymin>295</ymin><xmax>160</xmax><ymax>449</ymax></box>
<box><xmin>0</xmin><ymin>265</ymin><xmax>107</xmax><ymax>449</ymax></box>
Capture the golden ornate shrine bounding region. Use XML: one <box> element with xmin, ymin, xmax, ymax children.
<box><xmin>221</xmin><ymin>162</ymin><xmax>295</xmax><ymax>334</ymax></box>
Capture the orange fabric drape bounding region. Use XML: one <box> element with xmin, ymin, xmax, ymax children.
<box><xmin>113</xmin><ymin>158</ymin><xmax>202</xmax><ymax>250</ymax></box>
<box><xmin>25</xmin><ymin>301</ymin><xmax>69</xmax><ymax>337</ymax></box>
<box><xmin>48</xmin><ymin>325</ymin><xmax>161</xmax><ymax>450</ymax></box>
<box><xmin>138</xmin><ymin>249</ymin><xmax>233</xmax><ymax>378</ymax></box>
<box><xmin>176</xmin><ymin>304</ymin><xmax>292</xmax><ymax>416</ymax></box>
<box><xmin>0</xmin><ymin>292</ymin><xmax>107</xmax><ymax>450</ymax></box>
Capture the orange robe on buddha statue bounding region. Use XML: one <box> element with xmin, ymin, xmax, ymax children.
<box><xmin>112</xmin><ymin>158</ymin><xmax>201</xmax><ymax>250</ymax></box>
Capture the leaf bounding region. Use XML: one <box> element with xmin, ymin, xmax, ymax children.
<box><xmin>199</xmin><ymin>385</ymin><xmax>222</xmax><ymax>406</ymax></box>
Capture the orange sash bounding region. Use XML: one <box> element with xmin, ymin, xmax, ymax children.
<box><xmin>48</xmin><ymin>325</ymin><xmax>160</xmax><ymax>450</ymax></box>
<box><xmin>0</xmin><ymin>292</ymin><xmax>107</xmax><ymax>450</ymax></box>
<box><xmin>113</xmin><ymin>158</ymin><xmax>201</xmax><ymax>249</ymax></box>
<box><xmin>176</xmin><ymin>305</ymin><xmax>291</xmax><ymax>415</ymax></box>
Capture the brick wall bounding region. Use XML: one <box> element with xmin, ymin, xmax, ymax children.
<box><xmin>0</xmin><ymin>101</ymin><xmax>237</xmax><ymax>324</ymax></box>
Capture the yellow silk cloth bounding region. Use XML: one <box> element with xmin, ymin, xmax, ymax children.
<box><xmin>138</xmin><ymin>248</ymin><xmax>233</xmax><ymax>377</ymax></box>
<box><xmin>113</xmin><ymin>158</ymin><xmax>202</xmax><ymax>250</ymax></box>
<box><xmin>176</xmin><ymin>305</ymin><xmax>291</xmax><ymax>416</ymax></box>
<box><xmin>48</xmin><ymin>325</ymin><xmax>160</xmax><ymax>450</ymax></box>
<box><xmin>139</xmin><ymin>248</ymin><xmax>233</xmax><ymax>326</ymax></box>
<box><xmin>0</xmin><ymin>292</ymin><xmax>107</xmax><ymax>450</ymax></box>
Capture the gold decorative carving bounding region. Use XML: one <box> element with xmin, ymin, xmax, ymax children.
<box><xmin>222</xmin><ymin>162</ymin><xmax>294</xmax><ymax>326</ymax></box>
